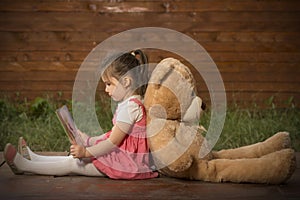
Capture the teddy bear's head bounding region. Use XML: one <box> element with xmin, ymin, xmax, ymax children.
<box><xmin>144</xmin><ymin>58</ymin><xmax>197</xmax><ymax>121</ymax></box>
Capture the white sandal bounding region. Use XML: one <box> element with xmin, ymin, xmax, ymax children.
<box><xmin>18</xmin><ymin>137</ymin><xmax>31</xmax><ymax>160</ymax></box>
<box><xmin>4</xmin><ymin>143</ymin><xmax>23</xmax><ymax>175</ymax></box>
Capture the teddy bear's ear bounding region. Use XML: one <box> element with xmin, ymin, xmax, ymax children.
<box><xmin>144</xmin><ymin>58</ymin><xmax>197</xmax><ymax>120</ymax></box>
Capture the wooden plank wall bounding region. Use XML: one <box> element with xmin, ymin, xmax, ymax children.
<box><xmin>0</xmin><ymin>0</ymin><xmax>299</xmax><ymax>107</ymax></box>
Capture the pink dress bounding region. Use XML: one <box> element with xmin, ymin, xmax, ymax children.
<box><xmin>92</xmin><ymin>98</ymin><xmax>158</xmax><ymax>179</ymax></box>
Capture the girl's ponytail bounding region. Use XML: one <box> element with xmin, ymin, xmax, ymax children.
<box><xmin>133</xmin><ymin>49</ymin><xmax>148</xmax><ymax>67</ymax></box>
<box><xmin>131</xmin><ymin>49</ymin><xmax>149</xmax><ymax>97</ymax></box>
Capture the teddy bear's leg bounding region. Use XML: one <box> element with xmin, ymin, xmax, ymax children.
<box><xmin>195</xmin><ymin>148</ymin><xmax>296</xmax><ymax>184</ymax></box>
<box><xmin>212</xmin><ymin>132</ymin><xmax>291</xmax><ymax>159</ymax></box>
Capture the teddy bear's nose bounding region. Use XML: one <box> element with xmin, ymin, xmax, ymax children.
<box><xmin>201</xmin><ymin>102</ymin><xmax>206</xmax><ymax>110</ymax></box>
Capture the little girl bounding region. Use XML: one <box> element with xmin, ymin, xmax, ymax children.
<box><xmin>4</xmin><ymin>49</ymin><xmax>158</xmax><ymax>179</ymax></box>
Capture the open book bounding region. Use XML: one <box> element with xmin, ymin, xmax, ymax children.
<box><xmin>56</xmin><ymin>105</ymin><xmax>84</xmax><ymax>145</ymax></box>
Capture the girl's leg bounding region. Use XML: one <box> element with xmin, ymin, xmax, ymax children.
<box><xmin>19</xmin><ymin>137</ymin><xmax>80</xmax><ymax>162</ymax></box>
<box><xmin>6</xmin><ymin>143</ymin><xmax>105</xmax><ymax>176</ymax></box>
<box><xmin>26</xmin><ymin>147</ymin><xmax>71</xmax><ymax>162</ymax></box>
<box><xmin>14</xmin><ymin>153</ymin><xmax>104</xmax><ymax>176</ymax></box>
<box><xmin>18</xmin><ymin>137</ymin><xmax>69</xmax><ymax>162</ymax></box>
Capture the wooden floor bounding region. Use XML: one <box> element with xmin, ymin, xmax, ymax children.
<box><xmin>0</xmin><ymin>152</ymin><xmax>299</xmax><ymax>200</ymax></box>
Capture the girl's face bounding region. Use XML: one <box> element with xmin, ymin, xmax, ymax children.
<box><xmin>102</xmin><ymin>76</ymin><xmax>128</xmax><ymax>102</ymax></box>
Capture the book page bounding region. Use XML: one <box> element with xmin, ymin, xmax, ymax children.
<box><xmin>56</xmin><ymin>105</ymin><xmax>84</xmax><ymax>146</ymax></box>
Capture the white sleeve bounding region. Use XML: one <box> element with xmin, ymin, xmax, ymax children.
<box><xmin>116</xmin><ymin>100</ymin><xmax>143</xmax><ymax>126</ymax></box>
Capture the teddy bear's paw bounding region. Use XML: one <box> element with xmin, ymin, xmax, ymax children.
<box><xmin>277</xmin><ymin>132</ymin><xmax>292</xmax><ymax>149</ymax></box>
<box><xmin>264</xmin><ymin>131</ymin><xmax>291</xmax><ymax>150</ymax></box>
<box><xmin>266</xmin><ymin>148</ymin><xmax>296</xmax><ymax>184</ymax></box>
<box><xmin>281</xmin><ymin>149</ymin><xmax>297</xmax><ymax>183</ymax></box>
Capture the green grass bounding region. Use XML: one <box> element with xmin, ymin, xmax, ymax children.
<box><xmin>0</xmin><ymin>97</ymin><xmax>113</xmax><ymax>152</ymax></box>
<box><xmin>0</xmin><ymin>97</ymin><xmax>299</xmax><ymax>152</ymax></box>
<box><xmin>209</xmin><ymin>106</ymin><xmax>300</xmax><ymax>151</ymax></box>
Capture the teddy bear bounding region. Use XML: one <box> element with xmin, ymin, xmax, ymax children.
<box><xmin>144</xmin><ymin>57</ymin><xmax>296</xmax><ymax>184</ymax></box>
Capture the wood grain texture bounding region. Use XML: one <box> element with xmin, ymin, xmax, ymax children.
<box><xmin>0</xmin><ymin>0</ymin><xmax>299</xmax><ymax>107</ymax></box>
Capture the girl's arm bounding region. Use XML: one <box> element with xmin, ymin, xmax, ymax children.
<box><xmin>70</xmin><ymin>124</ymin><xmax>127</xmax><ymax>158</ymax></box>
<box><xmin>86</xmin><ymin>134</ymin><xmax>107</xmax><ymax>146</ymax></box>
<box><xmin>77</xmin><ymin>129</ymin><xmax>106</xmax><ymax>147</ymax></box>
<box><xmin>71</xmin><ymin>100</ymin><xmax>140</xmax><ymax>158</ymax></box>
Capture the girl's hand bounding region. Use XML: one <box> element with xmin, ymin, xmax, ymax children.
<box><xmin>70</xmin><ymin>144</ymin><xmax>87</xmax><ymax>158</ymax></box>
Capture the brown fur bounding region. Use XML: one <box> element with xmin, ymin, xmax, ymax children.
<box><xmin>144</xmin><ymin>58</ymin><xmax>296</xmax><ymax>184</ymax></box>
